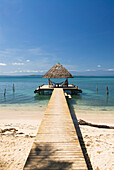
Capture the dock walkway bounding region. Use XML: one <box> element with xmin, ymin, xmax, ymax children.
<box><xmin>24</xmin><ymin>88</ymin><xmax>87</xmax><ymax>169</ymax></box>
<box><xmin>34</xmin><ymin>84</ymin><xmax>82</xmax><ymax>94</ymax></box>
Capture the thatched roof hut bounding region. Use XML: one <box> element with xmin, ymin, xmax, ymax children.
<box><xmin>43</xmin><ymin>63</ymin><xmax>73</xmax><ymax>78</ymax></box>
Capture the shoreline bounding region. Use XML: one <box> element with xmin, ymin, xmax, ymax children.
<box><xmin>0</xmin><ymin>105</ymin><xmax>114</xmax><ymax>169</ymax></box>
<box><xmin>76</xmin><ymin>109</ymin><xmax>114</xmax><ymax>125</ymax></box>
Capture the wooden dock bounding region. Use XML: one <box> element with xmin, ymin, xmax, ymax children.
<box><xmin>34</xmin><ymin>84</ymin><xmax>82</xmax><ymax>95</ymax></box>
<box><xmin>24</xmin><ymin>88</ymin><xmax>87</xmax><ymax>170</ymax></box>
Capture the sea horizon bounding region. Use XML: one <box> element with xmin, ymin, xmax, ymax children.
<box><xmin>0</xmin><ymin>75</ymin><xmax>114</xmax><ymax>78</ymax></box>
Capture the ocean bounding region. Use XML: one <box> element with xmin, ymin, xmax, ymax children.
<box><xmin>0</xmin><ymin>76</ymin><xmax>114</xmax><ymax>111</ymax></box>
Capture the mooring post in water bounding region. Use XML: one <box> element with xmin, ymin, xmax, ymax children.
<box><xmin>96</xmin><ymin>85</ymin><xmax>98</xmax><ymax>93</ymax></box>
<box><xmin>13</xmin><ymin>84</ymin><xmax>15</xmax><ymax>92</ymax></box>
<box><xmin>4</xmin><ymin>88</ymin><xmax>6</xmax><ymax>97</ymax></box>
<box><xmin>106</xmin><ymin>86</ymin><xmax>109</xmax><ymax>95</ymax></box>
<box><xmin>39</xmin><ymin>86</ymin><xmax>40</xmax><ymax>95</ymax></box>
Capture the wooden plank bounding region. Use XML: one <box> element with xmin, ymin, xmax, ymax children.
<box><xmin>34</xmin><ymin>84</ymin><xmax>82</xmax><ymax>94</ymax></box>
<box><xmin>24</xmin><ymin>88</ymin><xmax>87</xmax><ymax>169</ymax></box>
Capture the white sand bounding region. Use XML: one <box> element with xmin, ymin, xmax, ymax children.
<box><xmin>76</xmin><ymin>109</ymin><xmax>114</xmax><ymax>170</ymax></box>
<box><xmin>0</xmin><ymin>106</ymin><xmax>45</xmax><ymax>170</ymax></box>
<box><xmin>0</xmin><ymin>106</ymin><xmax>114</xmax><ymax>170</ymax></box>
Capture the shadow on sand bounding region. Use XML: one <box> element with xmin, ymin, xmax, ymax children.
<box><xmin>68</xmin><ymin>99</ymin><xmax>93</xmax><ymax>170</ymax></box>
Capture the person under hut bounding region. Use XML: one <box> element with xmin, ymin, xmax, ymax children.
<box><xmin>48</xmin><ymin>78</ymin><xmax>69</xmax><ymax>88</ymax></box>
<box><xmin>48</xmin><ymin>79</ymin><xmax>54</xmax><ymax>87</ymax></box>
<box><xmin>63</xmin><ymin>78</ymin><xmax>68</xmax><ymax>87</ymax></box>
<box><xmin>48</xmin><ymin>79</ymin><xmax>52</xmax><ymax>85</ymax></box>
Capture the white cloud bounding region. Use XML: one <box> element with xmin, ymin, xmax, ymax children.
<box><xmin>97</xmin><ymin>65</ymin><xmax>101</xmax><ymax>68</ymax></box>
<box><xmin>86</xmin><ymin>69</ymin><xmax>96</xmax><ymax>71</ymax></box>
<box><xmin>24</xmin><ymin>70</ymin><xmax>39</xmax><ymax>73</ymax></box>
<box><xmin>12</xmin><ymin>63</ymin><xmax>24</xmax><ymax>65</ymax></box>
<box><xmin>3</xmin><ymin>70</ymin><xmax>45</xmax><ymax>74</ymax></box>
<box><xmin>0</xmin><ymin>63</ymin><xmax>7</xmax><ymax>66</ymax></box>
<box><xmin>26</xmin><ymin>60</ymin><xmax>30</xmax><ymax>62</ymax></box>
<box><xmin>23</xmin><ymin>70</ymin><xmax>45</xmax><ymax>73</ymax></box>
<box><xmin>107</xmin><ymin>69</ymin><xmax>114</xmax><ymax>71</ymax></box>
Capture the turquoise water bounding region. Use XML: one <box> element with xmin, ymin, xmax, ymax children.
<box><xmin>0</xmin><ymin>76</ymin><xmax>114</xmax><ymax>111</ymax></box>
<box><xmin>70</xmin><ymin>77</ymin><xmax>114</xmax><ymax>111</ymax></box>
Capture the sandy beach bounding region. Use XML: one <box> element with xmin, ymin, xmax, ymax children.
<box><xmin>0</xmin><ymin>106</ymin><xmax>45</xmax><ymax>170</ymax></box>
<box><xmin>0</xmin><ymin>106</ymin><xmax>114</xmax><ymax>170</ymax></box>
<box><xmin>76</xmin><ymin>110</ymin><xmax>114</xmax><ymax>170</ymax></box>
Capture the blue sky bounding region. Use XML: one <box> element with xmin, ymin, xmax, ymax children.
<box><xmin>0</xmin><ymin>0</ymin><xmax>114</xmax><ymax>75</ymax></box>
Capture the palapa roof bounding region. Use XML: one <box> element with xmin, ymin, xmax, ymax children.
<box><xmin>43</xmin><ymin>63</ymin><xmax>73</xmax><ymax>78</ymax></box>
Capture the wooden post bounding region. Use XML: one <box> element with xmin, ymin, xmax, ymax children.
<box><xmin>13</xmin><ymin>84</ymin><xmax>15</xmax><ymax>92</ymax></box>
<box><xmin>4</xmin><ymin>88</ymin><xmax>6</xmax><ymax>97</ymax></box>
<box><xmin>48</xmin><ymin>78</ymin><xmax>51</xmax><ymax>88</ymax></box>
<box><xmin>96</xmin><ymin>85</ymin><xmax>98</xmax><ymax>93</ymax></box>
<box><xmin>66</xmin><ymin>78</ymin><xmax>68</xmax><ymax>87</ymax></box>
<box><xmin>39</xmin><ymin>86</ymin><xmax>40</xmax><ymax>95</ymax></box>
<box><xmin>48</xmin><ymin>78</ymin><xmax>50</xmax><ymax>85</ymax></box>
<box><xmin>106</xmin><ymin>86</ymin><xmax>109</xmax><ymax>95</ymax></box>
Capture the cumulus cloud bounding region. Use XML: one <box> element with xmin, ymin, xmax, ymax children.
<box><xmin>12</xmin><ymin>63</ymin><xmax>24</xmax><ymax>65</ymax></box>
<box><xmin>107</xmin><ymin>69</ymin><xmax>114</xmax><ymax>71</ymax></box>
<box><xmin>26</xmin><ymin>60</ymin><xmax>30</xmax><ymax>62</ymax></box>
<box><xmin>97</xmin><ymin>65</ymin><xmax>101</xmax><ymax>68</ymax></box>
<box><xmin>0</xmin><ymin>63</ymin><xmax>7</xmax><ymax>66</ymax></box>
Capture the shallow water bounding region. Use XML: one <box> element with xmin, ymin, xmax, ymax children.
<box><xmin>0</xmin><ymin>76</ymin><xmax>114</xmax><ymax>111</ymax></box>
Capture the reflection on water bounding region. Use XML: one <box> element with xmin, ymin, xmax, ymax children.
<box><xmin>106</xmin><ymin>95</ymin><xmax>109</xmax><ymax>105</ymax></box>
<box><xmin>34</xmin><ymin>94</ymin><xmax>51</xmax><ymax>101</ymax></box>
<box><xmin>71</xmin><ymin>94</ymin><xmax>82</xmax><ymax>105</ymax></box>
<box><xmin>72</xmin><ymin>94</ymin><xmax>82</xmax><ymax>100</ymax></box>
<box><xmin>3</xmin><ymin>96</ymin><xmax>6</xmax><ymax>103</ymax></box>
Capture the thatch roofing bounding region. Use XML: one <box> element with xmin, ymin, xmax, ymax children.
<box><xmin>43</xmin><ymin>63</ymin><xmax>73</xmax><ymax>78</ymax></box>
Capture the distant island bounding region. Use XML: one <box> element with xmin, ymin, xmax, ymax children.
<box><xmin>0</xmin><ymin>75</ymin><xmax>114</xmax><ymax>78</ymax></box>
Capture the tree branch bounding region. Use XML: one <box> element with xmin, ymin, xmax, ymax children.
<box><xmin>78</xmin><ymin>119</ymin><xmax>114</xmax><ymax>129</ymax></box>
